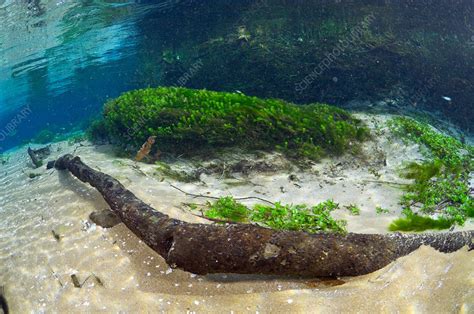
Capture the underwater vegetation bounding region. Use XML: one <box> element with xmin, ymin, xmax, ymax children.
<box><xmin>86</xmin><ymin>87</ymin><xmax>473</xmax><ymax>233</ymax></box>
<box><xmin>345</xmin><ymin>204</ymin><xmax>361</xmax><ymax>215</ymax></box>
<box><xmin>388</xmin><ymin>117</ymin><xmax>474</xmax><ymax>231</ymax></box>
<box><xmin>389</xmin><ymin>212</ymin><xmax>454</xmax><ymax>232</ymax></box>
<box><xmin>148</xmin><ymin>1</ymin><xmax>474</xmax><ymax>130</ymax></box>
<box><xmin>31</xmin><ymin>129</ymin><xmax>56</xmax><ymax>144</ymax></box>
<box><xmin>375</xmin><ymin>206</ymin><xmax>390</xmax><ymax>215</ymax></box>
<box><xmin>202</xmin><ymin>196</ymin><xmax>347</xmax><ymax>234</ymax></box>
<box><xmin>89</xmin><ymin>87</ymin><xmax>369</xmax><ymax>160</ymax></box>
<box><xmin>30</xmin><ymin>129</ymin><xmax>86</xmax><ymax>146</ymax></box>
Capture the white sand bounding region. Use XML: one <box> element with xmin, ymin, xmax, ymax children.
<box><xmin>0</xmin><ymin>114</ymin><xmax>472</xmax><ymax>312</ymax></box>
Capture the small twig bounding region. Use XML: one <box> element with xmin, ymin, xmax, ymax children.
<box><xmin>362</xmin><ymin>179</ymin><xmax>408</xmax><ymax>186</ymax></box>
<box><xmin>170</xmin><ymin>183</ymin><xmax>220</xmax><ymax>199</ymax></box>
<box><xmin>71</xmin><ymin>274</ymin><xmax>94</xmax><ymax>288</ymax></box>
<box><xmin>219</xmin><ymin>162</ymin><xmax>227</xmax><ymax>179</ymax></box>
<box><xmin>169</xmin><ymin>183</ymin><xmax>275</xmax><ymax>205</ymax></box>
<box><xmin>131</xmin><ymin>163</ymin><xmax>148</xmax><ymax>177</ymax></box>
<box><xmin>48</xmin><ymin>265</ymin><xmax>64</xmax><ymax>287</ymax></box>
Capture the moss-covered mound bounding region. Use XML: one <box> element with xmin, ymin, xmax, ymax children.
<box><xmin>90</xmin><ymin>87</ymin><xmax>368</xmax><ymax>160</ymax></box>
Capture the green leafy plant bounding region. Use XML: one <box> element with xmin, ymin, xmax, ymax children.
<box><xmin>203</xmin><ymin>197</ymin><xmax>347</xmax><ymax>234</ymax></box>
<box><xmin>399</xmin><ymin>159</ymin><xmax>442</xmax><ymax>183</ymax></box>
<box><xmin>86</xmin><ymin>119</ymin><xmax>110</xmax><ymax>142</ymax></box>
<box><xmin>345</xmin><ymin>204</ymin><xmax>361</xmax><ymax>215</ymax></box>
<box><xmin>375</xmin><ymin>206</ymin><xmax>390</xmax><ymax>214</ymax></box>
<box><xmin>90</xmin><ymin>87</ymin><xmax>369</xmax><ymax>161</ymax></box>
<box><xmin>388</xmin><ymin>117</ymin><xmax>474</xmax><ymax>231</ymax></box>
<box><xmin>204</xmin><ymin>196</ymin><xmax>250</xmax><ymax>222</ymax></box>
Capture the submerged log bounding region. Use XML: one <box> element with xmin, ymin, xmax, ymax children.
<box><xmin>0</xmin><ymin>285</ymin><xmax>8</xmax><ymax>314</ymax></box>
<box><xmin>53</xmin><ymin>154</ymin><xmax>473</xmax><ymax>277</ymax></box>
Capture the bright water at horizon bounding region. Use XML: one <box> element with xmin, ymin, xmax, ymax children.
<box><xmin>0</xmin><ymin>0</ymin><xmax>195</xmax><ymax>151</ymax></box>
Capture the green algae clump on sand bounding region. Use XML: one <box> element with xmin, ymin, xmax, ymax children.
<box><xmin>89</xmin><ymin>87</ymin><xmax>369</xmax><ymax>160</ymax></box>
<box><xmin>388</xmin><ymin>117</ymin><xmax>474</xmax><ymax>232</ymax></box>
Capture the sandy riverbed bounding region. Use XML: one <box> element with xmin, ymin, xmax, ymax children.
<box><xmin>0</xmin><ymin>114</ymin><xmax>472</xmax><ymax>313</ymax></box>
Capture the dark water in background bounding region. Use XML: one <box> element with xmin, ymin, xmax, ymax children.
<box><xmin>0</xmin><ymin>0</ymin><xmax>473</xmax><ymax>152</ymax></box>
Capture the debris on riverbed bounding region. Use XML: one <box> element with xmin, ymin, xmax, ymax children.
<box><xmin>27</xmin><ymin>146</ymin><xmax>51</xmax><ymax>168</ymax></box>
<box><xmin>51</xmin><ymin>230</ymin><xmax>61</xmax><ymax>242</ymax></box>
<box><xmin>71</xmin><ymin>274</ymin><xmax>105</xmax><ymax>288</ymax></box>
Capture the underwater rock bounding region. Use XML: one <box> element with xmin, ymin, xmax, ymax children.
<box><xmin>27</xmin><ymin>145</ymin><xmax>51</xmax><ymax>168</ymax></box>
<box><xmin>89</xmin><ymin>210</ymin><xmax>121</xmax><ymax>228</ymax></box>
<box><xmin>52</xmin><ymin>154</ymin><xmax>473</xmax><ymax>277</ymax></box>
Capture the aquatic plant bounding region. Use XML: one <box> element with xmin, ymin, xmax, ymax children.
<box><xmin>32</xmin><ymin>129</ymin><xmax>56</xmax><ymax>144</ymax></box>
<box><xmin>205</xmin><ymin>196</ymin><xmax>250</xmax><ymax>223</ymax></box>
<box><xmin>345</xmin><ymin>204</ymin><xmax>361</xmax><ymax>215</ymax></box>
<box><xmin>203</xmin><ymin>197</ymin><xmax>347</xmax><ymax>234</ymax></box>
<box><xmin>87</xmin><ymin>119</ymin><xmax>110</xmax><ymax>142</ymax></box>
<box><xmin>389</xmin><ymin>117</ymin><xmax>472</xmax><ymax>169</ymax></box>
<box><xmin>375</xmin><ymin>206</ymin><xmax>390</xmax><ymax>214</ymax></box>
<box><xmin>389</xmin><ymin>213</ymin><xmax>453</xmax><ymax>232</ymax></box>
<box><xmin>388</xmin><ymin>117</ymin><xmax>474</xmax><ymax>231</ymax></box>
<box><xmin>399</xmin><ymin>159</ymin><xmax>443</xmax><ymax>183</ymax></box>
<box><xmin>91</xmin><ymin>87</ymin><xmax>369</xmax><ymax>161</ymax></box>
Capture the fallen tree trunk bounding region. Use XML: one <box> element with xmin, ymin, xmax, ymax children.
<box><xmin>53</xmin><ymin>154</ymin><xmax>473</xmax><ymax>277</ymax></box>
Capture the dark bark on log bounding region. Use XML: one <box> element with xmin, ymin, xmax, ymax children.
<box><xmin>53</xmin><ymin>154</ymin><xmax>473</xmax><ymax>277</ymax></box>
<box><xmin>0</xmin><ymin>285</ymin><xmax>8</xmax><ymax>314</ymax></box>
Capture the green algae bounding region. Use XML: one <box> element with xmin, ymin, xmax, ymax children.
<box><xmin>388</xmin><ymin>117</ymin><xmax>473</xmax><ymax>231</ymax></box>
<box><xmin>203</xmin><ymin>197</ymin><xmax>347</xmax><ymax>234</ymax></box>
<box><xmin>89</xmin><ymin>87</ymin><xmax>369</xmax><ymax>161</ymax></box>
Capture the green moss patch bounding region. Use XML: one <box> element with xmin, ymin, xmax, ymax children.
<box><xmin>90</xmin><ymin>87</ymin><xmax>369</xmax><ymax>160</ymax></box>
